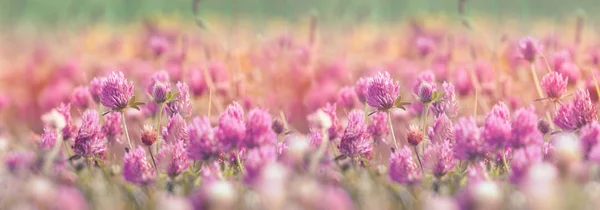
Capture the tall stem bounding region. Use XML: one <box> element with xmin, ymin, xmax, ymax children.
<box><xmin>421</xmin><ymin>103</ymin><xmax>430</xmax><ymax>151</ymax></box>
<box><xmin>121</xmin><ymin>111</ymin><xmax>133</xmax><ymax>149</ymax></box>
<box><xmin>413</xmin><ymin>146</ymin><xmax>424</xmax><ymax>173</ymax></box>
<box><xmin>530</xmin><ymin>63</ymin><xmax>545</xmax><ymax>99</ymax></box>
<box><xmin>236</xmin><ymin>149</ymin><xmax>245</xmax><ymax>173</ymax></box>
<box><xmin>147</xmin><ymin>146</ymin><xmax>158</xmax><ymax>175</ymax></box>
<box><xmin>386</xmin><ymin>111</ymin><xmax>399</xmax><ymax>149</ymax></box>
<box><xmin>155</xmin><ymin>103</ymin><xmax>164</xmax><ymax>153</ymax></box>
<box><xmin>531</xmin><ymin>63</ymin><xmax>555</xmax><ymax>129</ymax></box>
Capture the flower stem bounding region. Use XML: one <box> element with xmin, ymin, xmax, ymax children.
<box><xmin>236</xmin><ymin>149</ymin><xmax>245</xmax><ymax>173</ymax></box>
<box><xmin>421</xmin><ymin>103</ymin><xmax>430</xmax><ymax>150</ymax></box>
<box><xmin>155</xmin><ymin>103</ymin><xmax>164</xmax><ymax>153</ymax></box>
<box><xmin>413</xmin><ymin>146</ymin><xmax>424</xmax><ymax>173</ymax></box>
<box><xmin>121</xmin><ymin>111</ymin><xmax>133</xmax><ymax>150</ymax></box>
<box><xmin>530</xmin><ymin>63</ymin><xmax>545</xmax><ymax>99</ymax></box>
<box><xmin>386</xmin><ymin>111</ymin><xmax>399</xmax><ymax>149</ymax></box>
<box><xmin>502</xmin><ymin>152</ymin><xmax>510</xmax><ymax>173</ymax></box>
<box><xmin>147</xmin><ymin>146</ymin><xmax>158</xmax><ymax>175</ymax></box>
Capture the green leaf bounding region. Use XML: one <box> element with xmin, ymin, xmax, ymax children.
<box><xmin>102</xmin><ymin>111</ymin><xmax>112</xmax><ymax>116</ymax></box>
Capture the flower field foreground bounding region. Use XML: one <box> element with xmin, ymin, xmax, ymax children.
<box><xmin>1</xmin><ymin>16</ymin><xmax>600</xmax><ymax>209</ymax></box>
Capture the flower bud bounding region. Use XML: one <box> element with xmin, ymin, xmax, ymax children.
<box><xmin>537</xmin><ymin>119</ymin><xmax>550</xmax><ymax>134</ymax></box>
<box><xmin>152</xmin><ymin>82</ymin><xmax>168</xmax><ymax>104</ymax></box>
<box><xmin>271</xmin><ymin>119</ymin><xmax>285</xmax><ymax>134</ymax></box>
<box><xmin>407</xmin><ymin>125</ymin><xmax>423</xmax><ymax>146</ymax></box>
<box><xmin>418</xmin><ymin>82</ymin><xmax>434</xmax><ymax>103</ymax></box>
<box><xmin>141</xmin><ymin>125</ymin><xmax>157</xmax><ymax>146</ymax></box>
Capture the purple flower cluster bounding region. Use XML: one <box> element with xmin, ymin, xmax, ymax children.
<box><xmin>123</xmin><ymin>146</ymin><xmax>156</xmax><ymax>185</ymax></box>
<box><xmin>338</xmin><ymin>110</ymin><xmax>372</xmax><ymax>156</ymax></box>
<box><xmin>389</xmin><ymin>146</ymin><xmax>422</xmax><ymax>185</ymax></box>
<box><xmin>554</xmin><ymin>89</ymin><xmax>597</xmax><ymax>130</ymax></box>
<box><xmin>100</xmin><ymin>71</ymin><xmax>134</xmax><ymax>111</ymax></box>
<box><xmin>72</xmin><ymin>110</ymin><xmax>106</xmax><ymax>156</ymax></box>
<box><xmin>366</xmin><ymin>72</ymin><xmax>400</xmax><ymax>111</ymax></box>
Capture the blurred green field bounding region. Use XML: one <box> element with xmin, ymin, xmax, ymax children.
<box><xmin>0</xmin><ymin>0</ymin><xmax>599</xmax><ymax>26</ymax></box>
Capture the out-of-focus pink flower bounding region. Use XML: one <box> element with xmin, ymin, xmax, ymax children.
<box><xmin>321</xmin><ymin>103</ymin><xmax>342</xmax><ymax>141</ymax></box>
<box><xmin>431</xmin><ymin>82</ymin><xmax>458</xmax><ymax>117</ymax></box>
<box><xmin>366</xmin><ymin>72</ymin><xmax>400</xmax><ymax>111</ymax></box>
<box><xmin>510</xmin><ymin>146</ymin><xmax>542</xmax><ymax>184</ymax></box>
<box><xmin>338</xmin><ymin>110</ymin><xmax>372</xmax><ymax>156</ymax></box>
<box><xmin>244</xmin><ymin>145</ymin><xmax>277</xmax><ymax>184</ymax></box>
<box><xmin>88</xmin><ymin>77</ymin><xmax>103</xmax><ymax>103</ymax></box>
<box><xmin>454</xmin><ymin>67</ymin><xmax>474</xmax><ymax>96</ymax></box>
<box><xmin>423</xmin><ymin>140</ymin><xmax>455</xmax><ymax>177</ymax></box>
<box><xmin>102</xmin><ymin>112</ymin><xmax>122</xmax><ymax>144</ymax></box>
<box><xmin>149</xmin><ymin>35</ymin><xmax>170</xmax><ymax>57</ymax></box>
<box><xmin>541</xmin><ymin>72</ymin><xmax>568</xmax><ymax>100</ymax></box>
<box><xmin>336</xmin><ymin>86</ymin><xmax>358</xmax><ymax>110</ymax></box>
<box><xmin>510</xmin><ymin>107</ymin><xmax>542</xmax><ymax>148</ymax></box>
<box><xmin>56</xmin><ymin>103</ymin><xmax>76</xmax><ymax>141</ymax></box>
<box><xmin>70</xmin><ymin>86</ymin><xmax>92</xmax><ymax>110</ymax></box>
<box><xmin>188</xmin><ymin>117</ymin><xmax>219</xmax><ymax>160</ymax></box>
<box><xmin>5</xmin><ymin>151</ymin><xmax>36</xmax><ymax>173</ymax></box>
<box><xmin>123</xmin><ymin>146</ymin><xmax>156</xmax><ymax>185</ymax></box>
<box><xmin>428</xmin><ymin>113</ymin><xmax>454</xmax><ymax>143</ymax></box>
<box><xmin>368</xmin><ymin>112</ymin><xmax>389</xmax><ymax>142</ymax></box>
<box><xmin>165</xmin><ymin>114</ymin><xmax>188</xmax><ymax>143</ymax></box>
<box><xmin>482</xmin><ymin>102</ymin><xmax>511</xmax><ymax>151</ymax></box>
<box><xmin>100</xmin><ymin>71</ymin><xmax>134</xmax><ymax>111</ymax></box>
<box><xmin>244</xmin><ymin>109</ymin><xmax>277</xmax><ymax>148</ymax></box>
<box><xmin>158</xmin><ymin>141</ymin><xmax>190</xmax><ymax>178</ymax></box>
<box><xmin>552</xmin><ymin>49</ymin><xmax>572</xmax><ymax>71</ymax></box>
<box><xmin>454</xmin><ymin>117</ymin><xmax>485</xmax><ymax>160</ymax></box>
<box><xmin>216</xmin><ymin>103</ymin><xmax>246</xmax><ymax>151</ymax></box>
<box><xmin>188</xmin><ymin>68</ymin><xmax>207</xmax><ymax>97</ymax></box>
<box><xmin>72</xmin><ymin>110</ymin><xmax>106</xmax><ymax>156</ymax></box>
<box><xmin>389</xmin><ymin>146</ymin><xmax>422</xmax><ymax>185</ymax></box>
<box><xmin>556</xmin><ymin>62</ymin><xmax>581</xmax><ymax>84</ymax></box>
<box><xmin>581</xmin><ymin>122</ymin><xmax>600</xmax><ymax>160</ymax></box>
<box><xmin>39</xmin><ymin>128</ymin><xmax>57</xmax><ymax>151</ymax></box>
<box><xmin>165</xmin><ymin>82</ymin><xmax>192</xmax><ymax>118</ymax></box>
<box><xmin>519</xmin><ymin>37</ymin><xmax>543</xmax><ymax>62</ymax></box>
<box><xmin>416</xmin><ymin>36</ymin><xmax>436</xmax><ymax>57</ymax></box>
<box><xmin>554</xmin><ymin>89</ymin><xmax>596</xmax><ymax>130</ymax></box>
<box><xmin>354</xmin><ymin>77</ymin><xmax>369</xmax><ymax>103</ymax></box>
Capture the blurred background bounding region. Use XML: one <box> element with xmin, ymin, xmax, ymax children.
<box><xmin>0</xmin><ymin>0</ymin><xmax>599</xmax><ymax>26</ymax></box>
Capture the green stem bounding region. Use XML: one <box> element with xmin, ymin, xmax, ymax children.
<box><xmin>236</xmin><ymin>149</ymin><xmax>245</xmax><ymax>173</ymax></box>
<box><xmin>530</xmin><ymin>63</ymin><xmax>544</xmax><ymax>99</ymax></box>
<box><xmin>148</xmin><ymin>146</ymin><xmax>159</xmax><ymax>176</ymax></box>
<box><xmin>387</xmin><ymin>111</ymin><xmax>399</xmax><ymax>149</ymax></box>
<box><xmin>413</xmin><ymin>146</ymin><xmax>424</xmax><ymax>173</ymax></box>
<box><xmin>502</xmin><ymin>152</ymin><xmax>510</xmax><ymax>173</ymax></box>
<box><xmin>121</xmin><ymin>111</ymin><xmax>133</xmax><ymax>150</ymax></box>
<box><xmin>421</xmin><ymin>103</ymin><xmax>430</xmax><ymax>151</ymax></box>
<box><xmin>155</xmin><ymin>103</ymin><xmax>164</xmax><ymax>153</ymax></box>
